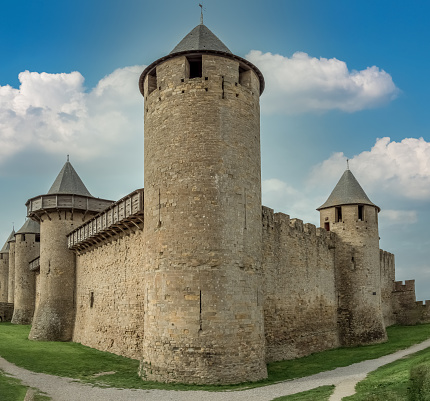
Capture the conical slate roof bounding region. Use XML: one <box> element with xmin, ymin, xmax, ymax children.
<box><xmin>48</xmin><ymin>161</ymin><xmax>92</xmax><ymax>197</ymax></box>
<box><xmin>16</xmin><ymin>219</ymin><xmax>40</xmax><ymax>235</ymax></box>
<box><xmin>317</xmin><ymin>169</ymin><xmax>380</xmax><ymax>211</ymax></box>
<box><xmin>170</xmin><ymin>24</ymin><xmax>231</xmax><ymax>55</ymax></box>
<box><xmin>1</xmin><ymin>230</ymin><xmax>15</xmax><ymax>253</ymax></box>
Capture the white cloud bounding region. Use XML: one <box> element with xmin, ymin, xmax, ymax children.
<box><xmin>380</xmin><ymin>209</ymin><xmax>418</xmax><ymax>225</ymax></box>
<box><xmin>309</xmin><ymin>137</ymin><xmax>430</xmax><ymax>201</ymax></box>
<box><xmin>0</xmin><ymin>66</ymin><xmax>144</xmax><ymax>165</ymax></box>
<box><xmin>246</xmin><ymin>50</ymin><xmax>399</xmax><ymax>114</ymax></box>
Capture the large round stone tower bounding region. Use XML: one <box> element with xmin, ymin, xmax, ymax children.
<box><xmin>27</xmin><ymin>159</ymin><xmax>113</xmax><ymax>341</ymax></box>
<box><xmin>7</xmin><ymin>232</ymin><xmax>16</xmax><ymax>304</ymax></box>
<box><xmin>0</xmin><ymin>230</ymin><xmax>14</xmax><ymax>303</ymax></box>
<box><xmin>318</xmin><ymin>168</ymin><xmax>387</xmax><ymax>346</ymax></box>
<box><xmin>139</xmin><ymin>23</ymin><xmax>267</xmax><ymax>384</ymax></box>
<box><xmin>11</xmin><ymin>219</ymin><xmax>40</xmax><ymax>324</ymax></box>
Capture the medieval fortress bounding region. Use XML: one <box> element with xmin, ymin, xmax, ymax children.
<box><xmin>0</xmin><ymin>23</ymin><xmax>429</xmax><ymax>384</ymax></box>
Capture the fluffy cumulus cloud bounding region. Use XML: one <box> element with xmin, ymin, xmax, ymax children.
<box><xmin>246</xmin><ymin>50</ymin><xmax>399</xmax><ymax>114</ymax></box>
<box><xmin>309</xmin><ymin>137</ymin><xmax>430</xmax><ymax>201</ymax></box>
<box><xmin>0</xmin><ymin>66</ymin><xmax>144</xmax><ymax>164</ymax></box>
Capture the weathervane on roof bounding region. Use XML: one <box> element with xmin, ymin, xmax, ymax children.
<box><xmin>199</xmin><ymin>3</ymin><xmax>204</xmax><ymax>25</ymax></box>
<box><xmin>67</xmin><ymin>154</ymin><xmax>69</xmax><ymax>162</ymax></box>
<box><xmin>347</xmin><ymin>159</ymin><xmax>350</xmax><ymax>170</ymax></box>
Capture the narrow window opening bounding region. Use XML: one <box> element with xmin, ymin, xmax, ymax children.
<box><xmin>146</xmin><ymin>70</ymin><xmax>157</xmax><ymax>96</ymax></box>
<box><xmin>335</xmin><ymin>207</ymin><xmax>342</xmax><ymax>222</ymax></box>
<box><xmin>358</xmin><ymin>205</ymin><xmax>364</xmax><ymax>221</ymax></box>
<box><xmin>204</xmin><ymin>77</ymin><xmax>208</xmax><ymax>80</ymax></box>
<box><xmin>21</xmin><ymin>234</ymin><xmax>25</xmax><ymax>241</ymax></box>
<box><xmin>324</xmin><ymin>222</ymin><xmax>330</xmax><ymax>231</ymax></box>
<box><xmin>187</xmin><ymin>55</ymin><xmax>202</xmax><ymax>79</ymax></box>
<box><xmin>90</xmin><ymin>291</ymin><xmax>94</xmax><ymax>308</ymax></box>
<box><xmin>35</xmin><ymin>234</ymin><xmax>40</xmax><ymax>243</ymax></box>
<box><xmin>236</xmin><ymin>93</ymin><xmax>239</xmax><ymax>97</ymax></box>
<box><xmin>181</xmin><ymin>78</ymin><xmax>184</xmax><ymax>82</ymax></box>
<box><xmin>199</xmin><ymin>290</ymin><xmax>202</xmax><ymax>331</ymax></box>
<box><xmin>221</xmin><ymin>76</ymin><xmax>225</xmax><ymax>99</ymax></box>
<box><xmin>205</xmin><ymin>88</ymin><xmax>208</xmax><ymax>92</ymax></box>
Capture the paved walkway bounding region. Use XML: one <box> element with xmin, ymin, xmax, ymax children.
<box><xmin>1</xmin><ymin>339</ymin><xmax>430</xmax><ymax>401</ymax></box>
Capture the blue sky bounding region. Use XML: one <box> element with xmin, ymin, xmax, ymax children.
<box><xmin>1</xmin><ymin>0</ymin><xmax>429</xmax><ymax>299</ymax></box>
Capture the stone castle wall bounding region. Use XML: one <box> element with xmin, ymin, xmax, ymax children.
<box><xmin>11</xmin><ymin>233</ymin><xmax>39</xmax><ymax>324</ymax></box>
<box><xmin>73</xmin><ymin>229</ymin><xmax>145</xmax><ymax>359</ymax></box>
<box><xmin>0</xmin><ymin>253</ymin><xmax>8</xmax><ymax>302</ymax></box>
<box><xmin>380</xmin><ymin>250</ymin><xmax>395</xmax><ymax>326</ymax></box>
<box><xmin>7</xmin><ymin>241</ymin><xmax>15</xmax><ymax>303</ymax></box>
<box><xmin>262</xmin><ymin>207</ymin><xmax>340</xmax><ymax>362</ymax></box>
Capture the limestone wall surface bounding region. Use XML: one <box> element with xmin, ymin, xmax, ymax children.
<box><xmin>0</xmin><ymin>254</ymin><xmax>8</xmax><ymax>302</ymax></box>
<box><xmin>380</xmin><ymin>250</ymin><xmax>395</xmax><ymax>326</ymax></box>
<box><xmin>7</xmin><ymin>242</ymin><xmax>15</xmax><ymax>303</ymax></box>
<box><xmin>73</xmin><ymin>229</ymin><xmax>145</xmax><ymax>359</ymax></box>
<box><xmin>11</xmin><ymin>233</ymin><xmax>39</xmax><ymax>324</ymax></box>
<box><xmin>262</xmin><ymin>207</ymin><xmax>339</xmax><ymax>362</ymax></box>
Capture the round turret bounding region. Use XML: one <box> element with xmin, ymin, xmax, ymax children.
<box><xmin>11</xmin><ymin>219</ymin><xmax>40</xmax><ymax>324</ymax></box>
<box><xmin>0</xmin><ymin>230</ymin><xmax>14</xmax><ymax>303</ymax></box>
<box><xmin>7</xmin><ymin>231</ymin><xmax>16</xmax><ymax>303</ymax></box>
<box><xmin>318</xmin><ymin>169</ymin><xmax>387</xmax><ymax>345</ymax></box>
<box><xmin>28</xmin><ymin>158</ymin><xmax>113</xmax><ymax>341</ymax></box>
<box><xmin>139</xmin><ymin>23</ymin><xmax>267</xmax><ymax>384</ymax></box>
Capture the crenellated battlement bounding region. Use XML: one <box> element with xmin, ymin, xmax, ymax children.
<box><xmin>262</xmin><ymin>206</ymin><xmax>335</xmax><ymax>248</ymax></box>
<box><xmin>394</xmin><ymin>279</ymin><xmax>416</xmax><ymax>292</ymax></box>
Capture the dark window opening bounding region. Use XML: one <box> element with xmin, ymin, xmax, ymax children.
<box><xmin>35</xmin><ymin>234</ymin><xmax>40</xmax><ymax>243</ymax></box>
<box><xmin>358</xmin><ymin>205</ymin><xmax>364</xmax><ymax>221</ymax></box>
<box><xmin>21</xmin><ymin>234</ymin><xmax>26</xmax><ymax>241</ymax></box>
<box><xmin>0</xmin><ymin>254</ymin><xmax>3</xmax><ymax>260</ymax></box>
<box><xmin>90</xmin><ymin>292</ymin><xmax>94</xmax><ymax>308</ymax></box>
<box><xmin>187</xmin><ymin>55</ymin><xmax>203</xmax><ymax>79</ymax></box>
<box><xmin>146</xmin><ymin>70</ymin><xmax>157</xmax><ymax>96</ymax></box>
<box><xmin>335</xmin><ymin>207</ymin><xmax>342</xmax><ymax>222</ymax></box>
<box><xmin>324</xmin><ymin>222</ymin><xmax>330</xmax><ymax>231</ymax></box>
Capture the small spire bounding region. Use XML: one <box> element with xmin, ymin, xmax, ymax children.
<box><xmin>199</xmin><ymin>3</ymin><xmax>204</xmax><ymax>24</ymax></box>
<box><xmin>347</xmin><ymin>159</ymin><xmax>350</xmax><ymax>170</ymax></box>
<box><xmin>67</xmin><ymin>154</ymin><xmax>70</xmax><ymax>162</ymax></box>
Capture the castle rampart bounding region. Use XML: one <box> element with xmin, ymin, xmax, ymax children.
<box><xmin>7</xmin><ymin>239</ymin><xmax>15</xmax><ymax>303</ymax></box>
<box><xmin>262</xmin><ymin>207</ymin><xmax>339</xmax><ymax>362</ymax></box>
<box><xmin>380</xmin><ymin>250</ymin><xmax>395</xmax><ymax>326</ymax></box>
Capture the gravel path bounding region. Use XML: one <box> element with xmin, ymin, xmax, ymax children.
<box><xmin>1</xmin><ymin>339</ymin><xmax>430</xmax><ymax>401</ymax></box>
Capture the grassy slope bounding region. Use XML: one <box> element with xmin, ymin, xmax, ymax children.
<box><xmin>0</xmin><ymin>323</ymin><xmax>429</xmax><ymax>391</ymax></box>
<box><xmin>0</xmin><ymin>369</ymin><xmax>50</xmax><ymax>401</ymax></box>
<box><xmin>343</xmin><ymin>347</ymin><xmax>430</xmax><ymax>400</ymax></box>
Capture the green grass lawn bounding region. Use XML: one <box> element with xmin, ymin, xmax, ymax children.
<box><xmin>0</xmin><ymin>323</ymin><xmax>429</xmax><ymax>392</ymax></box>
<box><xmin>342</xmin><ymin>347</ymin><xmax>430</xmax><ymax>400</ymax></box>
<box><xmin>0</xmin><ymin>369</ymin><xmax>50</xmax><ymax>401</ymax></box>
<box><xmin>271</xmin><ymin>385</ymin><xmax>335</xmax><ymax>400</ymax></box>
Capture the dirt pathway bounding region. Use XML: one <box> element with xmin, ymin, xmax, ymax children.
<box><xmin>2</xmin><ymin>339</ymin><xmax>429</xmax><ymax>401</ymax></box>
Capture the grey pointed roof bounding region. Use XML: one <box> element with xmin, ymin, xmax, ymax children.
<box><xmin>170</xmin><ymin>24</ymin><xmax>231</xmax><ymax>54</ymax></box>
<box><xmin>16</xmin><ymin>219</ymin><xmax>40</xmax><ymax>235</ymax></box>
<box><xmin>317</xmin><ymin>169</ymin><xmax>380</xmax><ymax>211</ymax></box>
<box><xmin>47</xmin><ymin>161</ymin><xmax>92</xmax><ymax>197</ymax></box>
<box><xmin>1</xmin><ymin>230</ymin><xmax>15</xmax><ymax>253</ymax></box>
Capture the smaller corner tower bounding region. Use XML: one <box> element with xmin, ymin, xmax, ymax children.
<box><xmin>318</xmin><ymin>168</ymin><xmax>387</xmax><ymax>346</ymax></box>
<box><xmin>0</xmin><ymin>230</ymin><xmax>14</xmax><ymax>303</ymax></box>
<box><xmin>11</xmin><ymin>219</ymin><xmax>40</xmax><ymax>324</ymax></box>
<box><xmin>7</xmin><ymin>230</ymin><xmax>16</xmax><ymax>304</ymax></box>
<box><xmin>27</xmin><ymin>158</ymin><xmax>113</xmax><ymax>341</ymax></box>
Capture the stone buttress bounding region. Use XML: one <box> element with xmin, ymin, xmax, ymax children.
<box><xmin>11</xmin><ymin>219</ymin><xmax>40</xmax><ymax>324</ymax></box>
<box><xmin>318</xmin><ymin>169</ymin><xmax>387</xmax><ymax>345</ymax></box>
<box><xmin>139</xmin><ymin>23</ymin><xmax>267</xmax><ymax>384</ymax></box>
<box><xmin>27</xmin><ymin>159</ymin><xmax>113</xmax><ymax>341</ymax></box>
